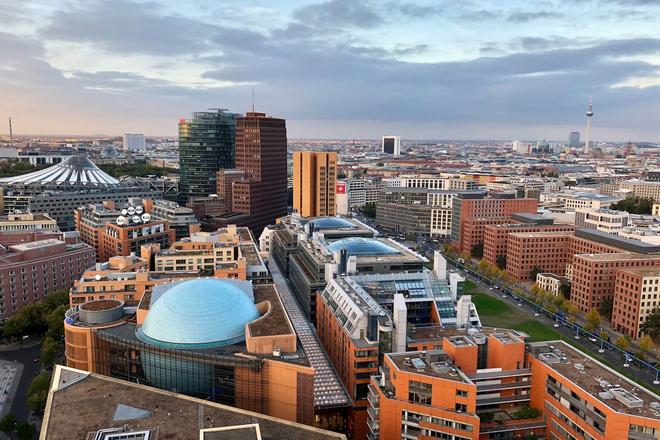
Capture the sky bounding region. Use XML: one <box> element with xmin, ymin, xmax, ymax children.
<box><xmin>2</xmin><ymin>0</ymin><xmax>660</xmax><ymax>141</ymax></box>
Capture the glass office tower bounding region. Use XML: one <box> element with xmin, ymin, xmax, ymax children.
<box><xmin>178</xmin><ymin>109</ymin><xmax>239</xmax><ymax>203</ymax></box>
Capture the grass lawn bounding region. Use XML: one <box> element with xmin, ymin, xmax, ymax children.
<box><xmin>471</xmin><ymin>293</ymin><xmax>560</xmax><ymax>342</ymax></box>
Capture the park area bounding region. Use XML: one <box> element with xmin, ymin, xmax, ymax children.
<box><xmin>466</xmin><ymin>280</ymin><xmax>561</xmax><ymax>342</ymax></box>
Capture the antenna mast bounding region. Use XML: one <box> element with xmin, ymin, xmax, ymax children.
<box><xmin>251</xmin><ymin>87</ymin><xmax>255</xmax><ymax>112</ymax></box>
<box><xmin>8</xmin><ymin>117</ymin><xmax>13</xmax><ymax>146</ymax></box>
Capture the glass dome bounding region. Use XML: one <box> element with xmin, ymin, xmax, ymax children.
<box><xmin>309</xmin><ymin>217</ymin><xmax>355</xmax><ymax>229</ymax></box>
<box><xmin>327</xmin><ymin>237</ymin><xmax>399</xmax><ymax>256</ymax></box>
<box><xmin>137</xmin><ymin>279</ymin><xmax>259</xmax><ymax>349</ymax></box>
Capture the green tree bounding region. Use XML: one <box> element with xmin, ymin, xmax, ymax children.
<box><xmin>470</xmin><ymin>243</ymin><xmax>484</xmax><ymax>259</ymax></box>
<box><xmin>0</xmin><ymin>414</ymin><xmax>17</xmax><ymax>432</ymax></box>
<box><xmin>611</xmin><ymin>197</ymin><xmax>654</xmax><ymax>215</ymax></box>
<box><xmin>599</xmin><ymin>297</ymin><xmax>614</xmax><ymax>320</ymax></box>
<box><xmin>584</xmin><ymin>309</ymin><xmax>601</xmax><ymax>332</ymax></box>
<box><xmin>15</xmin><ymin>422</ymin><xmax>36</xmax><ymax>440</ymax></box>
<box><xmin>641</xmin><ymin>310</ymin><xmax>660</xmax><ymax>340</ymax></box>
<box><xmin>496</xmin><ymin>254</ymin><xmax>507</xmax><ymax>270</ymax></box>
<box><xmin>529</xmin><ymin>266</ymin><xmax>542</xmax><ymax>280</ymax></box>
<box><xmin>40</xmin><ymin>336</ymin><xmax>60</xmax><ymax>367</ymax></box>
<box><xmin>614</xmin><ymin>335</ymin><xmax>630</xmax><ymax>351</ymax></box>
<box><xmin>362</xmin><ymin>202</ymin><xmax>377</xmax><ymax>218</ymax></box>
<box><xmin>27</xmin><ymin>372</ymin><xmax>52</xmax><ymax>414</ymax></box>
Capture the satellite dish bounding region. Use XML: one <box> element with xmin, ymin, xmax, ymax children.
<box><xmin>121</xmin><ymin>209</ymin><xmax>128</xmax><ymax>216</ymax></box>
<box><xmin>127</xmin><ymin>207</ymin><xmax>136</xmax><ymax>215</ymax></box>
<box><xmin>141</xmin><ymin>213</ymin><xmax>151</xmax><ymax>222</ymax></box>
<box><xmin>94</xmin><ymin>274</ymin><xmax>102</xmax><ymax>281</ymax></box>
<box><xmin>116</xmin><ymin>216</ymin><xmax>126</xmax><ymax>226</ymax></box>
<box><xmin>135</xmin><ymin>206</ymin><xmax>144</xmax><ymax>214</ymax></box>
<box><xmin>132</xmin><ymin>215</ymin><xmax>141</xmax><ymax>224</ymax></box>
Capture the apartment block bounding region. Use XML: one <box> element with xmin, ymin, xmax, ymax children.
<box><xmin>0</xmin><ymin>231</ymin><xmax>95</xmax><ymax>321</ymax></box>
<box><xmin>612</xmin><ymin>268</ymin><xmax>660</xmax><ymax>339</ymax></box>
<box><xmin>0</xmin><ymin>212</ymin><xmax>58</xmax><ymax>232</ymax></box>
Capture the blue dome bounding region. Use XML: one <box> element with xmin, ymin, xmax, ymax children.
<box><xmin>137</xmin><ymin>279</ymin><xmax>259</xmax><ymax>349</ymax></box>
<box><xmin>327</xmin><ymin>237</ymin><xmax>399</xmax><ymax>256</ymax></box>
<box><xmin>309</xmin><ymin>217</ymin><xmax>355</xmax><ymax>229</ymax></box>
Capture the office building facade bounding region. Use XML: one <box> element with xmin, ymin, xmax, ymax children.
<box><xmin>122</xmin><ymin>133</ymin><xmax>146</xmax><ymax>151</ymax></box>
<box><xmin>293</xmin><ymin>151</ymin><xmax>338</xmax><ymax>218</ymax></box>
<box><xmin>381</xmin><ymin>136</ymin><xmax>401</xmax><ymax>156</ymax></box>
<box><xmin>178</xmin><ymin>109</ymin><xmax>239</xmax><ymax>203</ymax></box>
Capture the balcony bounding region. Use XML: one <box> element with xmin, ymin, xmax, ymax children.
<box><xmin>468</xmin><ymin>368</ymin><xmax>531</xmax><ymax>380</ymax></box>
<box><xmin>479</xmin><ymin>417</ymin><xmax>546</xmax><ymax>434</ymax></box>
<box><xmin>367</xmin><ymin>406</ymin><xmax>379</xmax><ymax>422</ymax></box>
<box><xmin>477</xmin><ymin>381</ymin><xmax>532</xmax><ymax>392</ymax></box>
<box><xmin>367</xmin><ymin>389</ymin><xmax>379</xmax><ymax>408</ymax></box>
<box><xmin>476</xmin><ymin>394</ymin><xmax>531</xmax><ymax>406</ymax></box>
<box><xmin>367</xmin><ymin>418</ymin><xmax>379</xmax><ymax>434</ymax></box>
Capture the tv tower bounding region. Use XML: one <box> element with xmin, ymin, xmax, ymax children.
<box><xmin>584</xmin><ymin>98</ymin><xmax>594</xmax><ymax>155</ymax></box>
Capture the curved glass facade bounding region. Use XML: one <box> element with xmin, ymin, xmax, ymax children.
<box><xmin>327</xmin><ymin>237</ymin><xmax>399</xmax><ymax>256</ymax></box>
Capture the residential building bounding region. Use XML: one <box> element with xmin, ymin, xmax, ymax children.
<box><xmin>151</xmin><ymin>198</ymin><xmax>200</xmax><ymax>240</ymax></box>
<box><xmin>612</xmin><ymin>268</ymin><xmax>660</xmax><ymax>339</ymax></box>
<box><xmin>293</xmin><ymin>151</ymin><xmax>338</xmax><ymax>218</ymax></box>
<box><xmin>575</xmin><ymin>207</ymin><xmax>629</xmax><ymax>233</ymax></box>
<box><xmin>122</xmin><ymin>133</ymin><xmax>146</xmax><ymax>151</ymax></box>
<box><xmin>653</xmin><ymin>203</ymin><xmax>660</xmax><ymax>216</ymax></box>
<box><xmin>41</xmin><ymin>365</ymin><xmax>346</xmax><ymax>440</ymax></box>
<box><xmin>178</xmin><ymin>109</ymin><xmax>239</xmax><ymax>203</ymax></box>
<box><xmin>450</xmin><ymin>192</ymin><xmax>538</xmax><ymax>254</ymax></box>
<box><xmin>536</xmin><ymin>273</ymin><xmax>571</xmax><ymax>297</ymax></box>
<box><xmin>0</xmin><ymin>212</ymin><xmax>58</xmax><ymax>232</ymax></box>
<box><xmin>75</xmin><ymin>201</ymin><xmax>175</xmax><ymax>262</ymax></box>
<box><xmin>0</xmin><ymin>231</ymin><xmax>94</xmax><ymax>321</ymax></box>
<box><xmin>602</xmin><ymin>180</ymin><xmax>660</xmax><ymax>202</ymax></box>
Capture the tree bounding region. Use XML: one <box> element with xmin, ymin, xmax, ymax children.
<box><xmin>470</xmin><ymin>243</ymin><xmax>484</xmax><ymax>259</ymax></box>
<box><xmin>641</xmin><ymin>310</ymin><xmax>660</xmax><ymax>340</ymax></box>
<box><xmin>529</xmin><ymin>266</ymin><xmax>542</xmax><ymax>280</ymax></box>
<box><xmin>0</xmin><ymin>414</ymin><xmax>17</xmax><ymax>432</ymax></box>
<box><xmin>27</xmin><ymin>372</ymin><xmax>52</xmax><ymax>414</ymax></box>
<box><xmin>496</xmin><ymin>254</ymin><xmax>507</xmax><ymax>270</ymax></box>
<box><xmin>41</xmin><ymin>336</ymin><xmax>60</xmax><ymax>367</ymax></box>
<box><xmin>584</xmin><ymin>309</ymin><xmax>601</xmax><ymax>332</ymax></box>
<box><xmin>611</xmin><ymin>197</ymin><xmax>654</xmax><ymax>215</ymax></box>
<box><xmin>15</xmin><ymin>422</ymin><xmax>36</xmax><ymax>440</ymax></box>
<box><xmin>640</xmin><ymin>334</ymin><xmax>655</xmax><ymax>357</ymax></box>
<box><xmin>599</xmin><ymin>297</ymin><xmax>614</xmax><ymax>320</ymax></box>
<box><xmin>614</xmin><ymin>335</ymin><xmax>630</xmax><ymax>351</ymax></box>
<box><xmin>362</xmin><ymin>202</ymin><xmax>377</xmax><ymax>218</ymax></box>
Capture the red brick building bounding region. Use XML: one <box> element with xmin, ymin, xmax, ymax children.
<box><xmin>612</xmin><ymin>268</ymin><xmax>660</xmax><ymax>339</ymax></box>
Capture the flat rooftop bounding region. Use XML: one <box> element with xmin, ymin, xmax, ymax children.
<box><xmin>617</xmin><ymin>267</ymin><xmax>660</xmax><ymax>278</ymax></box>
<box><xmin>42</xmin><ymin>365</ymin><xmax>345</xmax><ymax>440</ymax></box>
<box><xmin>575</xmin><ymin>252</ymin><xmax>660</xmax><ymax>262</ymax></box>
<box><xmin>531</xmin><ymin>341</ymin><xmax>660</xmax><ymax>418</ymax></box>
<box><xmin>388</xmin><ymin>351</ymin><xmax>470</xmax><ymax>383</ymax></box>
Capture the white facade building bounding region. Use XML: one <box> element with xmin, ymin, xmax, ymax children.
<box><xmin>123</xmin><ymin>133</ymin><xmax>146</xmax><ymax>152</ymax></box>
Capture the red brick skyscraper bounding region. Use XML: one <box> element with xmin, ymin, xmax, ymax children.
<box><xmin>231</xmin><ymin>112</ymin><xmax>288</xmax><ymax>233</ymax></box>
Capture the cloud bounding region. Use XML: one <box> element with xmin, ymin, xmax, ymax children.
<box><xmin>507</xmin><ymin>11</ymin><xmax>563</xmax><ymax>22</ymax></box>
<box><xmin>291</xmin><ymin>0</ymin><xmax>384</xmax><ymax>30</ymax></box>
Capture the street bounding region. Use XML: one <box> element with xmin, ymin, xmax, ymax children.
<box><xmin>0</xmin><ymin>343</ymin><xmax>42</xmax><ymax>422</ymax></box>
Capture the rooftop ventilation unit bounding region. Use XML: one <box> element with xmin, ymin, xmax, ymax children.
<box><xmin>538</xmin><ymin>352</ymin><xmax>561</xmax><ymax>364</ymax></box>
<box><xmin>609</xmin><ymin>388</ymin><xmax>644</xmax><ymax>408</ymax></box>
<box><xmin>431</xmin><ymin>362</ymin><xmax>451</xmax><ymax>374</ymax></box>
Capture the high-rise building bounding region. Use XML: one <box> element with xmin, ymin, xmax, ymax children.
<box><xmin>381</xmin><ymin>135</ymin><xmax>400</xmax><ymax>155</ymax></box>
<box><xmin>568</xmin><ymin>131</ymin><xmax>580</xmax><ymax>148</ymax></box>
<box><xmin>292</xmin><ymin>151</ymin><xmax>337</xmax><ymax>218</ymax></box>
<box><xmin>122</xmin><ymin>133</ymin><xmax>146</xmax><ymax>151</ymax></box>
<box><xmin>178</xmin><ymin>109</ymin><xmax>239</xmax><ymax>203</ymax></box>
<box><xmin>230</xmin><ymin>112</ymin><xmax>288</xmax><ymax>232</ymax></box>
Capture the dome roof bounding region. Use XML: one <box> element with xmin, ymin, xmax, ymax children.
<box><xmin>0</xmin><ymin>155</ymin><xmax>120</xmax><ymax>187</ymax></box>
<box><xmin>137</xmin><ymin>279</ymin><xmax>259</xmax><ymax>349</ymax></box>
<box><xmin>327</xmin><ymin>237</ymin><xmax>399</xmax><ymax>257</ymax></box>
<box><xmin>309</xmin><ymin>217</ymin><xmax>355</xmax><ymax>229</ymax></box>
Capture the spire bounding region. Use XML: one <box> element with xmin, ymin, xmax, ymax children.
<box><xmin>584</xmin><ymin>97</ymin><xmax>594</xmax><ymax>155</ymax></box>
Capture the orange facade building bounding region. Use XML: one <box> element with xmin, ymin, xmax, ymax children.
<box><xmin>292</xmin><ymin>151</ymin><xmax>338</xmax><ymax>218</ymax></box>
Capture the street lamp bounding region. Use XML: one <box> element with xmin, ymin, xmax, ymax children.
<box><xmin>623</xmin><ymin>354</ymin><xmax>631</xmax><ymax>368</ymax></box>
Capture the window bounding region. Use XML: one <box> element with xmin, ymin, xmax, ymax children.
<box><xmin>408</xmin><ymin>380</ymin><xmax>432</xmax><ymax>405</ymax></box>
<box><xmin>456</xmin><ymin>389</ymin><xmax>468</xmax><ymax>397</ymax></box>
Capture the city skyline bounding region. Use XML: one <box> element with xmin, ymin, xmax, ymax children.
<box><xmin>3</xmin><ymin>0</ymin><xmax>660</xmax><ymax>140</ymax></box>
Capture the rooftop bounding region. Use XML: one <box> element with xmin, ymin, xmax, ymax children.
<box><xmin>0</xmin><ymin>155</ymin><xmax>120</xmax><ymax>187</ymax></box>
<box><xmin>388</xmin><ymin>351</ymin><xmax>470</xmax><ymax>383</ymax></box>
<box><xmin>41</xmin><ymin>365</ymin><xmax>346</xmax><ymax>440</ymax></box>
<box><xmin>531</xmin><ymin>341</ymin><xmax>660</xmax><ymax>418</ymax></box>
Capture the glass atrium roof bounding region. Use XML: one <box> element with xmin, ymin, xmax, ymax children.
<box><xmin>137</xmin><ymin>279</ymin><xmax>259</xmax><ymax>349</ymax></box>
<box><xmin>327</xmin><ymin>237</ymin><xmax>399</xmax><ymax>256</ymax></box>
<box><xmin>309</xmin><ymin>217</ymin><xmax>356</xmax><ymax>229</ymax></box>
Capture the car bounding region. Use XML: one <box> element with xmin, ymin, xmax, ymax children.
<box><xmin>489</xmin><ymin>287</ymin><xmax>493</xmax><ymax>290</ymax></box>
<box><xmin>33</xmin><ymin>356</ymin><xmax>40</xmax><ymax>363</ymax></box>
<box><xmin>553</xmin><ymin>323</ymin><xmax>560</xmax><ymax>328</ymax></box>
<box><xmin>534</xmin><ymin>313</ymin><xmax>540</xmax><ymax>317</ymax></box>
<box><xmin>588</xmin><ymin>337</ymin><xmax>597</xmax><ymax>343</ymax></box>
<box><xmin>517</xmin><ymin>303</ymin><xmax>523</xmax><ymax>307</ymax></box>
<box><xmin>502</xmin><ymin>295</ymin><xmax>508</xmax><ymax>298</ymax></box>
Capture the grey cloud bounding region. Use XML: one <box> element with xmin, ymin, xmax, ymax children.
<box><xmin>507</xmin><ymin>11</ymin><xmax>563</xmax><ymax>22</ymax></box>
<box><xmin>292</xmin><ymin>0</ymin><xmax>384</xmax><ymax>29</ymax></box>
